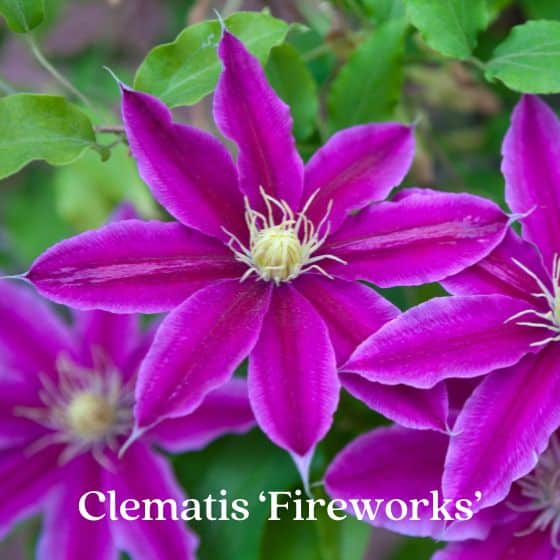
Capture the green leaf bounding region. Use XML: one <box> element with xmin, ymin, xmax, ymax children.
<box><xmin>521</xmin><ymin>0</ymin><xmax>560</xmax><ymax>20</ymax></box>
<box><xmin>487</xmin><ymin>0</ymin><xmax>513</xmax><ymax>20</ymax></box>
<box><xmin>390</xmin><ymin>536</ymin><xmax>444</xmax><ymax>559</ymax></box>
<box><xmin>134</xmin><ymin>11</ymin><xmax>290</xmax><ymax>107</ymax></box>
<box><xmin>327</xmin><ymin>20</ymin><xmax>405</xmax><ymax>131</ymax></box>
<box><xmin>0</xmin><ymin>0</ymin><xmax>44</xmax><ymax>33</ymax></box>
<box><xmin>53</xmin><ymin>144</ymin><xmax>158</xmax><ymax>231</ymax></box>
<box><xmin>260</xmin><ymin>490</ymin><xmax>370</xmax><ymax>560</ymax></box>
<box><xmin>0</xmin><ymin>94</ymin><xmax>96</xmax><ymax>180</ymax></box>
<box><xmin>406</xmin><ymin>0</ymin><xmax>488</xmax><ymax>59</ymax></box>
<box><xmin>266</xmin><ymin>44</ymin><xmax>318</xmax><ymax>141</ymax></box>
<box><xmin>363</xmin><ymin>0</ymin><xmax>406</xmax><ymax>23</ymax></box>
<box><xmin>174</xmin><ymin>430</ymin><xmax>299</xmax><ymax>560</ymax></box>
<box><xmin>4</xmin><ymin>168</ymin><xmax>72</xmax><ymax>264</ymax></box>
<box><xmin>485</xmin><ymin>20</ymin><xmax>560</xmax><ymax>93</ymax></box>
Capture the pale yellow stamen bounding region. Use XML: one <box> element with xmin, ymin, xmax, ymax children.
<box><xmin>66</xmin><ymin>392</ymin><xmax>117</xmax><ymax>441</ymax></box>
<box><xmin>224</xmin><ymin>187</ymin><xmax>346</xmax><ymax>285</ymax></box>
<box><xmin>506</xmin><ymin>255</ymin><xmax>560</xmax><ymax>346</ymax></box>
<box><xmin>15</xmin><ymin>353</ymin><xmax>134</xmax><ymax>467</ymax></box>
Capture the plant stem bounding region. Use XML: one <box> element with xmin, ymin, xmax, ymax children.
<box><xmin>302</xmin><ymin>43</ymin><xmax>332</xmax><ymax>63</ymax></box>
<box><xmin>95</xmin><ymin>125</ymin><xmax>126</xmax><ymax>135</ymax></box>
<box><xmin>26</xmin><ymin>34</ymin><xmax>93</xmax><ymax>109</ymax></box>
<box><xmin>0</xmin><ymin>75</ymin><xmax>16</xmax><ymax>95</ymax></box>
<box><xmin>469</xmin><ymin>57</ymin><xmax>486</xmax><ymax>72</ymax></box>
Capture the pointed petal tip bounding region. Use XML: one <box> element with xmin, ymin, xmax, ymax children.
<box><xmin>508</xmin><ymin>206</ymin><xmax>537</xmax><ymax>226</ymax></box>
<box><xmin>0</xmin><ymin>272</ymin><xmax>26</xmax><ymax>282</ymax></box>
<box><xmin>213</xmin><ymin>9</ymin><xmax>226</xmax><ymax>32</ymax></box>
<box><xmin>446</xmin><ymin>423</ymin><xmax>463</xmax><ymax>437</ymax></box>
<box><xmin>102</xmin><ymin>66</ymin><xmax>129</xmax><ymax>91</ymax></box>
<box><xmin>291</xmin><ymin>449</ymin><xmax>315</xmax><ymax>497</ymax></box>
<box><xmin>119</xmin><ymin>424</ymin><xmax>149</xmax><ymax>458</ymax></box>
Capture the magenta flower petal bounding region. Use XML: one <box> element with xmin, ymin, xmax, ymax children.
<box><xmin>248</xmin><ymin>286</ymin><xmax>339</xmax><ymax>458</ymax></box>
<box><xmin>26</xmin><ymin>220</ymin><xmax>244</xmax><ymax>313</ymax></box>
<box><xmin>325</xmin><ymin>425</ymin><xmax>502</xmax><ymax>540</ymax></box>
<box><xmin>74</xmin><ymin>310</ymin><xmax>140</xmax><ymax>371</ymax></box>
<box><xmin>0</xmin><ymin>445</ymin><xmax>60</xmax><ymax>539</ymax></box>
<box><xmin>135</xmin><ymin>279</ymin><xmax>271</xmax><ymax>429</ymax></box>
<box><xmin>122</xmin><ymin>87</ymin><xmax>245</xmax><ymax>241</ymax></box>
<box><xmin>149</xmin><ymin>379</ymin><xmax>255</xmax><ymax>452</ymax></box>
<box><xmin>444</xmin><ymin>345</ymin><xmax>560</xmax><ymax>511</ymax></box>
<box><xmin>295</xmin><ymin>276</ymin><xmax>398</xmax><ymax>363</ymax></box>
<box><xmin>0</xmin><ymin>281</ymin><xmax>75</xmax><ymax>378</ymax></box>
<box><xmin>303</xmin><ymin>123</ymin><xmax>415</xmax><ymax>232</ymax></box>
<box><xmin>323</xmin><ymin>190</ymin><xmax>509</xmax><ymax>287</ymax></box>
<box><xmin>434</xmin><ymin>516</ymin><xmax>554</xmax><ymax>560</ymax></box>
<box><xmin>442</xmin><ymin>229</ymin><xmax>549</xmax><ymax>304</ymax></box>
<box><xmin>0</xmin><ymin>377</ymin><xmax>44</xmax><ymax>448</ymax></box>
<box><xmin>503</xmin><ymin>95</ymin><xmax>560</xmax><ymax>270</ymax></box>
<box><xmin>214</xmin><ymin>31</ymin><xmax>304</xmax><ymax>211</ymax></box>
<box><xmin>104</xmin><ymin>442</ymin><xmax>197</xmax><ymax>560</ymax></box>
<box><xmin>344</xmin><ymin>295</ymin><xmax>544</xmax><ymax>388</ymax></box>
<box><xmin>341</xmin><ymin>374</ymin><xmax>449</xmax><ymax>432</ymax></box>
<box><xmin>109</xmin><ymin>201</ymin><xmax>139</xmax><ymax>222</ymax></box>
<box><xmin>37</xmin><ymin>455</ymin><xmax>116</xmax><ymax>560</ymax></box>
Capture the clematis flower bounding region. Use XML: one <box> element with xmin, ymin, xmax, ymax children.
<box><xmin>0</xmin><ymin>280</ymin><xmax>255</xmax><ymax>560</ymax></box>
<box><xmin>18</xmin><ymin>29</ymin><xmax>509</xmax><ymax>479</ymax></box>
<box><xmin>341</xmin><ymin>95</ymin><xmax>560</xmax><ymax>512</ymax></box>
<box><xmin>326</xmin><ymin>424</ymin><xmax>560</xmax><ymax>560</ymax></box>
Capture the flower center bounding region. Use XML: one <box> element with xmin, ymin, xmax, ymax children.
<box><xmin>15</xmin><ymin>353</ymin><xmax>134</xmax><ymax>466</ymax></box>
<box><xmin>506</xmin><ymin>255</ymin><xmax>560</xmax><ymax>347</ymax></box>
<box><xmin>252</xmin><ymin>227</ymin><xmax>303</xmax><ymax>283</ymax></box>
<box><xmin>66</xmin><ymin>392</ymin><xmax>117</xmax><ymax>441</ymax></box>
<box><xmin>509</xmin><ymin>435</ymin><xmax>560</xmax><ymax>548</ymax></box>
<box><xmin>223</xmin><ymin>187</ymin><xmax>346</xmax><ymax>285</ymax></box>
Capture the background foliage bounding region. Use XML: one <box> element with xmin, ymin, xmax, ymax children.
<box><xmin>0</xmin><ymin>0</ymin><xmax>558</xmax><ymax>558</ymax></box>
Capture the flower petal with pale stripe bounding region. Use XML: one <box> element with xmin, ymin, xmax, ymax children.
<box><xmin>122</xmin><ymin>87</ymin><xmax>245</xmax><ymax>241</ymax></box>
<box><xmin>214</xmin><ymin>31</ymin><xmax>304</xmax><ymax>212</ymax></box>
<box><xmin>27</xmin><ymin>220</ymin><xmax>244</xmax><ymax>313</ymax></box>
<box><xmin>323</xmin><ymin>191</ymin><xmax>509</xmax><ymax>287</ymax></box>
<box><xmin>248</xmin><ymin>286</ymin><xmax>339</xmax><ymax>459</ymax></box>
<box><xmin>344</xmin><ymin>295</ymin><xmax>544</xmax><ymax>388</ymax></box>
<box><xmin>135</xmin><ymin>279</ymin><xmax>271</xmax><ymax>429</ymax></box>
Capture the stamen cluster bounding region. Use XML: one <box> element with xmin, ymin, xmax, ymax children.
<box><xmin>510</xmin><ymin>435</ymin><xmax>560</xmax><ymax>548</ymax></box>
<box><xmin>507</xmin><ymin>255</ymin><xmax>560</xmax><ymax>346</ymax></box>
<box><xmin>15</xmin><ymin>352</ymin><xmax>134</xmax><ymax>467</ymax></box>
<box><xmin>224</xmin><ymin>187</ymin><xmax>345</xmax><ymax>285</ymax></box>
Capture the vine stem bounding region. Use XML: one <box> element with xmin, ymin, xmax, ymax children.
<box><xmin>26</xmin><ymin>34</ymin><xmax>94</xmax><ymax>110</ymax></box>
<box><xmin>95</xmin><ymin>125</ymin><xmax>126</xmax><ymax>135</ymax></box>
<box><xmin>468</xmin><ymin>57</ymin><xmax>486</xmax><ymax>72</ymax></box>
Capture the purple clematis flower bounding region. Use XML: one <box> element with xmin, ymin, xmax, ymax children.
<box><xmin>341</xmin><ymin>95</ymin><xmax>560</xmax><ymax>512</ymax></box>
<box><xmin>0</xmin><ymin>280</ymin><xmax>255</xmax><ymax>560</ymax></box>
<box><xmin>19</xmin><ymin>30</ymin><xmax>509</xmax><ymax>478</ymax></box>
<box><xmin>326</xmin><ymin>424</ymin><xmax>560</xmax><ymax>559</ymax></box>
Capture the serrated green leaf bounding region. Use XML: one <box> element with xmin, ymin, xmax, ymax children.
<box><xmin>485</xmin><ymin>20</ymin><xmax>560</xmax><ymax>93</ymax></box>
<box><xmin>134</xmin><ymin>11</ymin><xmax>290</xmax><ymax>107</ymax></box>
<box><xmin>265</xmin><ymin>44</ymin><xmax>318</xmax><ymax>141</ymax></box>
<box><xmin>0</xmin><ymin>94</ymin><xmax>96</xmax><ymax>180</ymax></box>
<box><xmin>53</xmin><ymin>144</ymin><xmax>157</xmax><ymax>231</ymax></box>
<box><xmin>327</xmin><ymin>20</ymin><xmax>405</xmax><ymax>131</ymax></box>
<box><xmin>0</xmin><ymin>0</ymin><xmax>44</xmax><ymax>33</ymax></box>
<box><xmin>406</xmin><ymin>0</ymin><xmax>488</xmax><ymax>59</ymax></box>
